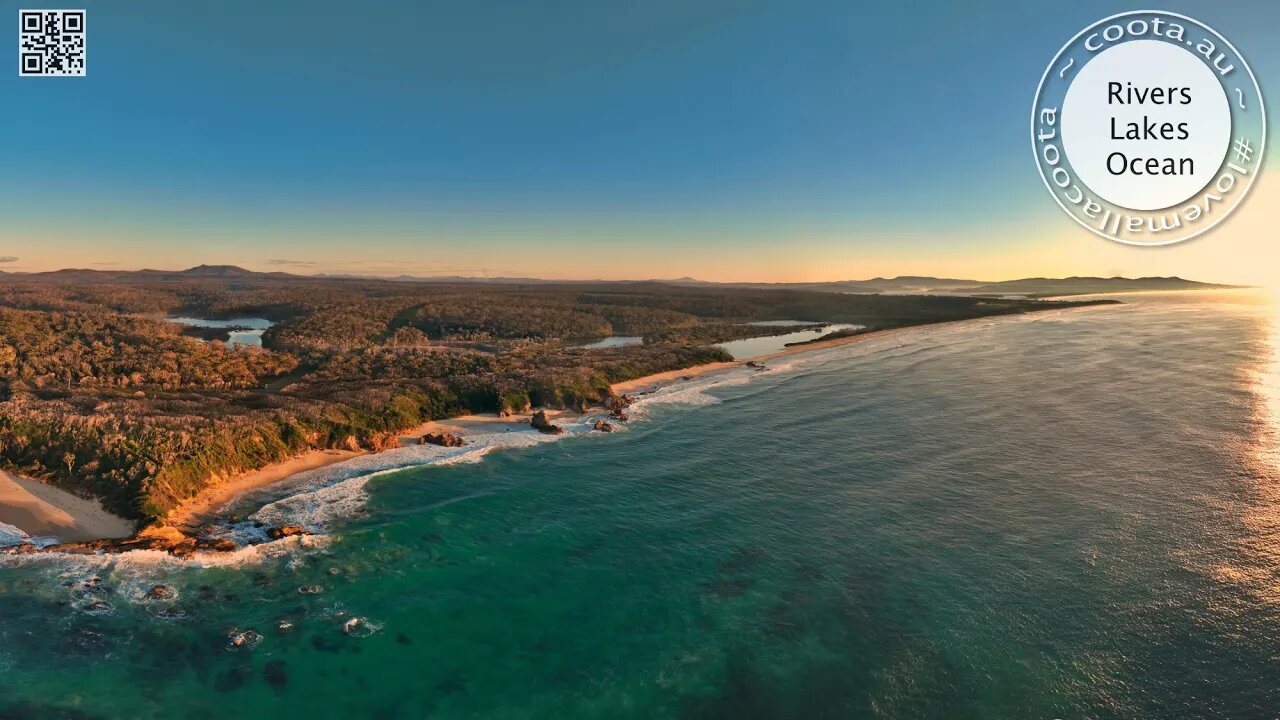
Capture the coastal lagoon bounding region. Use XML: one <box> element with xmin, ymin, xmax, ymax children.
<box><xmin>574</xmin><ymin>335</ymin><xmax>644</xmax><ymax>349</ymax></box>
<box><xmin>165</xmin><ymin>316</ymin><xmax>275</xmax><ymax>348</ymax></box>
<box><xmin>716</xmin><ymin>323</ymin><xmax>863</xmax><ymax>359</ymax></box>
<box><xmin>3</xmin><ymin>291</ymin><xmax>1278</xmax><ymax>718</ymax></box>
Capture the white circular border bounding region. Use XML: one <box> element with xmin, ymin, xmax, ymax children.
<box><xmin>1030</xmin><ymin>10</ymin><xmax>1267</xmax><ymax>247</ymax></box>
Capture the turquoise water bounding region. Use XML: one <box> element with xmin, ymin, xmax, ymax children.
<box><xmin>3</xmin><ymin>291</ymin><xmax>1279</xmax><ymax>718</ymax></box>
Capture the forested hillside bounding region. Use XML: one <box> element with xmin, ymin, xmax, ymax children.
<box><xmin>0</xmin><ymin>268</ymin><xmax>1110</xmax><ymax>522</ymax></box>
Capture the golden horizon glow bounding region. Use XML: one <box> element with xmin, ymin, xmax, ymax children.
<box><xmin>3</xmin><ymin>172</ymin><xmax>1277</xmax><ymax>287</ymax></box>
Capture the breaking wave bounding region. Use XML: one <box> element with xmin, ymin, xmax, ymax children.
<box><xmin>1</xmin><ymin>313</ymin><xmax>1056</xmax><ymax>574</ymax></box>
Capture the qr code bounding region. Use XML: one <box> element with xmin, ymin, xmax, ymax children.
<box><xmin>19</xmin><ymin>9</ymin><xmax>85</xmax><ymax>76</ymax></box>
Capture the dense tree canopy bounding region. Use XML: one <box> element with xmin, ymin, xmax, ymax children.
<box><xmin>0</xmin><ymin>268</ymin><xmax>1107</xmax><ymax>521</ymax></box>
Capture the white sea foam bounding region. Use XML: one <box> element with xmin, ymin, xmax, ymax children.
<box><xmin>0</xmin><ymin>349</ymin><xmax>813</xmax><ymax>587</ymax></box>
<box><xmin>0</xmin><ymin>521</ymin><xmax>60</xmax><ymax>549</ymax></box>
<box><xmin>0</xmin><ymin>520</ymin><xmax>30</xmax><ymax>547</ymax></box>
<box><xmin>204</xmin><ymin>366</ymin><xmax>771</xmax><ymax>538</ymax></box>
<box><xmin>243</xmin><ymin>423</ymin><xmax>587</xmax><ymax>535</ymax></box>
<box><xmin>1</xmin><ymin>312</ymin><xmax>1052</xmax><ymax>579</ymax></box>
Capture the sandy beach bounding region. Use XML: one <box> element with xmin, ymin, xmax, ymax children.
<box><xmin>166</xmin><ymin>449</ymin><xmax>365</xmax><ymax>530</ymax></box>
<box><xmin>0</xmin><ymin>322</ymin><xmax>963</xmax><ymax>540</ymax></box>
<box><xmin>0</xmin><ymin>470</ymin><xmax>134</xmax><ymax>542</ymax></box>
<box><xmin>174</xmin><ymin>325</ymin><xmax>913</xmax><ymax>526</ymax></box>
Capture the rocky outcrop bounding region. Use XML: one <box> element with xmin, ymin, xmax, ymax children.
<box><xmin>593</xmin><ymin>420</ymin><xmax>614</xmax><ymax>433</ymax></box>
<box><xmin>604</xmin><ymin>393</ymin><xmax>635</xmax><ymax>410</ymax></box>
<box><xmin>530</xmin><ymin>410</ymin><xmax>564</xmax><ymax>435</ymax></box>
<box><xmin>266</xmin><ymin>525</ymin><xmax>306</xmax><ymax>540</ymax></box>
<box><xmin>367</xmin><ymin>433</ymin><xmax>400</xmax><ymax>452</ymax></box>
<box><xmin>610</xmin><ymin>407</ymin><xmax>629</xmax><ymax>421</ymax></box>
<box><xmin>0</xmin><ymin>520</ymin><xmax>310</xmax><ymax>561</ymax></box>
<box><xmin>199</xmin><ymin>538</ymin><xmax>237</xmax><ymax>552</ymax></box>
<box><xmin>499</xmin><ymin>397</ymin><xmax>533</xmax><ymax>417</ymax></box>
<box><xmin>145</xmin><ymin>584</ymin><xmax>175</xmax><ymax>600</ymax></box>
<box><xmin>0</xmin><ymin>525</ymin><xmax>238</xmax><ymax>558</ymax></box>
<box><xmin>419</xmin><ymin>432</ymin><xmax>465</xmax><ymax>447</ymax></box>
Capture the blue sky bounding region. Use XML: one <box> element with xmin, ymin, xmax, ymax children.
<box><xmin>2</xmin><ymin>0</ymin><xmax>1278</xmax><ymax>281</ymax></box>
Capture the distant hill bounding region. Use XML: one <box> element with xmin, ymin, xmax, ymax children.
<box><xmin>0</xmin><ymin>266</ymin><xmax>1242</xmax><ymax>296</ymax></box>
<box><xmin>661</xmin><ymin>275</ymin><xmax>1241</xmax><ymax>296</ymax></box>
<box><xmin>957</xmin><ymin>276</ymin><xmax>1240</xmax><ymax>297</ymax></box>
<box><xmin>179</xmin><ymin>264</ymin><xmax>257</xmax><ymax>277</ymax></box>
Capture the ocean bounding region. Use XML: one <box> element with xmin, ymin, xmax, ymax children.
<box><xmin>2</xmin><ymin>290</ymin><xmax>1277</xmax><ymax>719</ymax></box>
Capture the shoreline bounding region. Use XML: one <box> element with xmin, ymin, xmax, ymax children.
<box><xmin>165</xmin><ymin>449</ymin><xmax>365</xmax><ymax>531</ymax></box>
<box><xmin>0</xmin><ymin>470</ymin><xmax>134</xmax><ymax>542</ymax></box>
<box><xmin>166</xmin><ymin>322</ymin><xmax>948</xmax><ymax>531</ymax></box>
<box><xmin>2</xmin><ymin>307</ymin><xmax>1104</xmax><ymax>544</ymax></box>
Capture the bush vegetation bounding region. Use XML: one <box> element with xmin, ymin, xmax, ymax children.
<box><xmin>0</xmin><ymin>267</ymin><xmax>1109</xmax><ymax>521</ymax></box>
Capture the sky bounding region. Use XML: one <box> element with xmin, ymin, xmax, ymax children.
<box><xmin>1</xmin><ymin>0</ymin><xmax>1278</xmax><ymax>284</ymax></box>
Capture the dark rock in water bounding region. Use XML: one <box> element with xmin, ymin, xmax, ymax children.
<box><xmin>530</xmin><ymin>410</ymin><xmax>564</xmax><ymax>435</ymax></box>
<box><xmin>195</xmin><ymin>537</ymin><xmax>237</xmax><ymax>552</ymax></box>
<box><xmin>717</xmin><ymin>547</ymin><xmax>767</xmax><ymax>574</ymax></box>
<box><xmin>610</xmin><ymin>407</ymin><xmax>629</xmax><ymax>421</ymax></box>
<box><xmin>167</xmin><ymin>541</ymin><xmax>196</xmax><ymax>559</ymax></box>
<box><xmin>82</xmin><ymin>600</ymin><xmax>114</xmax><ymax>615</ymax></box>
<box><xmin>214</xmin><ymin>666</ymin><xmax>249</xmax><ymax>692</ymax></box>
<box><xmin>604</xmin><ymin>393</ymin><xmax>635</xmax><ymax>410</ymax></box>
<box><xmin>1</xmin><ymin>525</ymin><xmax>236</xmax><ymax>558</ymax></box>
<box><xmin>266</xmin><ymin>525</ymin><xmax>306</xmax><ymax>540</ymax></box>
<box><xmin>144</xmin><ymin>584</ymin><xmax>175</xmax><ymax>601</ymax></box>
<box><xmin>745</xmin><ymin>360</ymin><xmax>765</xmax><ymax>369</ymax></box>
<box><xmin>153</xmin><ymin>607</ymin><xmax>188</xmax><ymax>621</ymax></box>
<box><xmin>263</xmin><ymin>660</ymin><xmax>289</xmax><ymax>694</ymax></box>
<box><xmin>226</xmin><ymin>629</ymin><xmax>263</xmax><ymax>651</ymax></box>
<box><xmin>396</xmin><ymin>632</ymin><xmax>412</xmax><ymax>646</ymax></box>
<box><xmin>419</xmin><ymin>431</ymin><xmax>466</xmax><ymax>447</ymax></box>
<box><xmin>312</xmin><ymin>632</ymin><xmax>343</xmax><ymax>650</ymax></box>
<box><xmin>703</xmin><ymin>577</ymin><xmax>754</xmax><ymax>598</ymax></box>
<box><xmin>298</xmin><ymin>584</ymin><xmax>324</xmax><ymax>595</ymax></box>
<box><xmin>72</xmin><ymin>628</ymin><xmax>107</xmax><ymax>653</ymax></box>
<box><xmin>343</xmin><ymin>617</ymin><xmax>376</xmax><ymax>637</ymax></box>
<box><xmin>592</xmin><ymin>420</ymin><xmax>615</xmax><ymax>433</ymax></box>
<box><xmin>0</xmin><ymin>520</ymin><xmax>240</xmax><ymax>561</ymax></box>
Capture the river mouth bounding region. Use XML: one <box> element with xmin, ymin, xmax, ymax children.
<box><xmin>715</xmin><ymin>323</ymin><xmax>863</xmax><ymax>359</ymax></box>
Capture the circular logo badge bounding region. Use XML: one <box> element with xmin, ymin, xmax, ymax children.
<box><xmin>1032</xmin><ymin>11</ymin><xmax>1265</xmax><ymax>246</ymax></box>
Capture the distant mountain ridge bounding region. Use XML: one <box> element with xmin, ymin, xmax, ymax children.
<box><xmin>661</xmin><ymin>275</ymin><xmax>1241</xmax><ymax>296</ymax></box>
<box><xmin>0</xmin><ymin>266</ymin><xmax>1243</xmax><ymax>296</ymax></box>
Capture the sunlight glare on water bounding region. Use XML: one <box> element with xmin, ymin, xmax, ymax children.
<box><xmin>4</xmin><ymin>292</ymin><xmax>1280</xmax><ymax>719</ymax></box>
